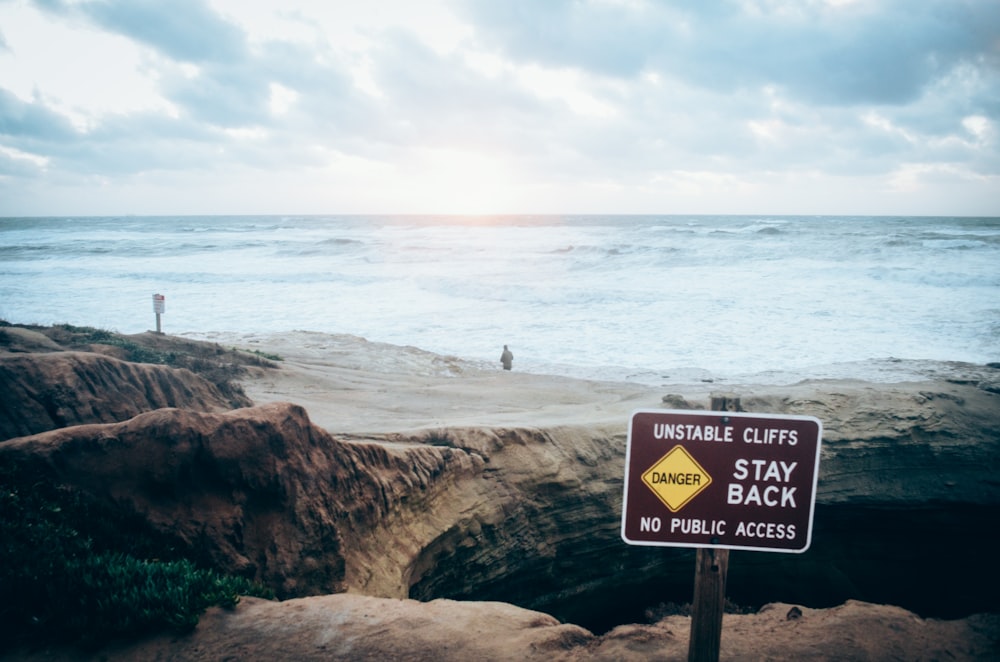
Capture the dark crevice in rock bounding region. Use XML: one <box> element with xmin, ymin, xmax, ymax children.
<box><xmin>411</xmin><ymin>502</ymin><xmax>1000</xmax><ymax>634</ymax></box>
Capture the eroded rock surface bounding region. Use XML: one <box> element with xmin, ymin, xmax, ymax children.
<box><xmin>0</xmin><ymin>352</ymin><xmax>241</xmax><ymax>440</ymax></box>
<box><xmin>13</xmin><ymin>597</ymin><xmax>999</xmax><ymax>661</ymax></box>
<box><xmin>0</xmin><ymin>402</ymin><xmax>483</xmax><ymax>599</ymax></box>
<box><xmin>2</xmin><ymin>381</ymin><xmax>998</xmax><ymax>627</ymax></box>
<box><xmin>1</xmin><ymin>326</ymin><xmax>998</xmax><ymax>657</ymax></box>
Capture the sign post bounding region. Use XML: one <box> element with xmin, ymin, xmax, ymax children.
<box><xmin>152</xmin><ymin>293</ymin><xmax>165</xmax><ymax>334</ymax></box>
<box><xmin>621</xmin><ymin>402</ymin><xmax>822</xmax><ymax>661</ymax></box>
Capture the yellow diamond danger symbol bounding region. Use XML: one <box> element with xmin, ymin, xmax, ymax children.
<box><xmin>641</xmin><ymin>446</ymin><xmax>712</xmax><ymax>512</ymax></box>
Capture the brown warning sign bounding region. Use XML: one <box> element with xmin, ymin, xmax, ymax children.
<box><xmin>621</xmin><ymin>409</ymin><xmax>822</xmax><ymax>553</ymax></box>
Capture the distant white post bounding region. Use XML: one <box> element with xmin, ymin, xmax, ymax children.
<box><xmin>152</xmin><ymin>293</ymin><xmax>165</xmax><ymax>334</ymax></box>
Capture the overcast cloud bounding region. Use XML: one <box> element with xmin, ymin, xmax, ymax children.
<box><xmin>0</xmin><ymin>0</ymin><xmax>998</xmax><ymax>215</ymax></box>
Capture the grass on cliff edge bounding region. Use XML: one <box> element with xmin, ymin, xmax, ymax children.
<box><xmin>0</xmin><ymin>463</ymin><xmax>274</xmax><ymax>652</ymax></box>
<box><xmin>1</xmin><ymin>320</ymin><xmax>281</xmax><ymax>408</ymax></box>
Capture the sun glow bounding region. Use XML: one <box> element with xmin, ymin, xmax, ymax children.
<box><xmin>401</xmin><ymin>148</ymin><xmax>519</xmax><ymax>214</ymax></box>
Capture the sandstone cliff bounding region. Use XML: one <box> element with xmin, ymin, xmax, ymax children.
<box><xmin>49</xmin><ymin>596</ymin><xmax>1000</xmax><ymax>662</ymax></box>
<box><xmin>0</xmin><ymin>324</ymin><xmax>258</xmax><ymax>440</ymax></box>
<box><xmin>0</xmin><ymin>352</ymin><xmax>239</xmax><ymax>440</ymax></box>
<box><xmin>0</xmin><ymin>402</ymin><xmax>474</xmax><ymax>599</ymax></box>
<box><xmin>2</xmin><ymin>384</ymin><xmax>997</xmax><ymax>628</ymax></box>
<box><xmin>1</xmin><ymin>325</ymin><xmax>998</xmax><ymax>659</ymax></box>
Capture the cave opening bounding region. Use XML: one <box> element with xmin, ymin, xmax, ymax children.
<box><xmin>410</xmin><ymin>504</ymin><xmax>999</xmax><ymax>635</ymax></box>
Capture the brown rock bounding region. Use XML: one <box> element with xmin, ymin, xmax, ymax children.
<box><xmin>0</xmin><ymin>402</ymin><xmax>486</xmax><ymax>598</ymax></box>
<box><xmin>0</xmin><ymin>326</ymin><xmax>65</xmax><ymax>353</ymax></box>
<box><xmin>0</xmin><ymin>351</ymin><xmax>243</xmax><ymax>440</ymax></box>
<box><xmin>2</xmin><ymin>328</ymin><xmax>999</xmax><ymax>659</ymax></box>
<box><xmin>12</xmin><ymin>596</ymin><xmax>997</xmax><ymax>661</ymax></box>
<box><xmin>5</xmin><ymin>382</ymin><xmax>998</xmax><ymax>629</ymax></box>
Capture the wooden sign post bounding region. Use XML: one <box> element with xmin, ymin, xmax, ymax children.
<box><xmin>621</xmin><ymin>396</ymin><xmax>822</xmax><ymax>662</ymax></box>
<box><xmin>689</xmin><ymin>545</ymin><xmax>729</xmax><ymax>661</ymax></box>
<box><xmin>687</xmin><ymin>395</ymin><xmax>738</xmax><ymax>662</ymax></box>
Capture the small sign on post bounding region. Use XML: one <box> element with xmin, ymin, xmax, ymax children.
<box><xmin>152</xmin><ymin>293</ymin><xmax>165</xmax><ymax>334</ymax></box>
<box><xmin>621</xmin><ymin>406</ymin><xmax>822</xmax><ymax>661</ymax></box>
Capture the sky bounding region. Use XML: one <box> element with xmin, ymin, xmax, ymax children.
<box><xmin>0</xmin><ymin>0</ymin><xmax>998</xmax><ymax>216</ymax></box>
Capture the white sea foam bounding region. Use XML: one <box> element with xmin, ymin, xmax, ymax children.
<box><xmin>2</xmin><ymin>215</ymin><xmax>997</xmax><ymax>385</ymax></box>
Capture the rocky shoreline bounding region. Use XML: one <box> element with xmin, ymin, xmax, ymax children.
<box><xmin>1</xmin><ymin>323</ymin><xmax>998</xmax><ymax>660</ymax></box>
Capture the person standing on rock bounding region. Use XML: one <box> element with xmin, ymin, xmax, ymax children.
<box><xmin>500</xmin><ymin>345</ymin><xmax>513</xmax><ymax>371</ymax></box>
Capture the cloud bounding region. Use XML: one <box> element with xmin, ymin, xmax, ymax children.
<box><xmin>0</xmin><ymin>88</ymin><xmax>78</xmax><ymax>143</ymax></box>
<box><xmin>0</xmin><ymin>0</ymin><xmax>997</xmax><ymax>215</ymax></box>
<box><xmin>455</xmin><ymin>0</ymin><xmax>654</xmax><ymax>78</ymax></box>
<box><xmin>56</xmin><ymin>0</ymin><xmax>248</xmax><ymax>64</ymax></box>
<box><xmin>458</xmin><ymin>0</ymin><xmax>1000</xmax><ymax>106</ymax></box>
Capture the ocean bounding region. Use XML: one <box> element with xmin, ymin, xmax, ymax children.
<box><xmin>2</xmin><ymin>215</ymin><xmax>998</xmax><ymax>386</ymax></box>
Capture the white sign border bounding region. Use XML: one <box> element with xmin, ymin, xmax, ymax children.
<box><xmin>621</xmin><ymin>408</ymin><xmax>823</xmax><ymax>554</ymax></box>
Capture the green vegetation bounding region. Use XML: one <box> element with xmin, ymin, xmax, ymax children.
<box><xmin>643</xmin><ymin>598</ymin><xmax>756</xmax><ymax>622</ymax></box>
<box><xmin>53</xmin><ymin>323</ymin><xmax>178</xmax><ymax>365</ymax></box>
<box><xmin>0</xmin><ymin>320</ymin><xmax>282</xmax><ymax>408</ymax></box>
<box><xmin>237</xmin><ymin>347</ymin><xmax>284</xmax><ymax>362</ymax></box>
<box><xmin>0</xmin><ymin>463</ymin><xmax>274</xmax><ymax>652</ymax></box>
